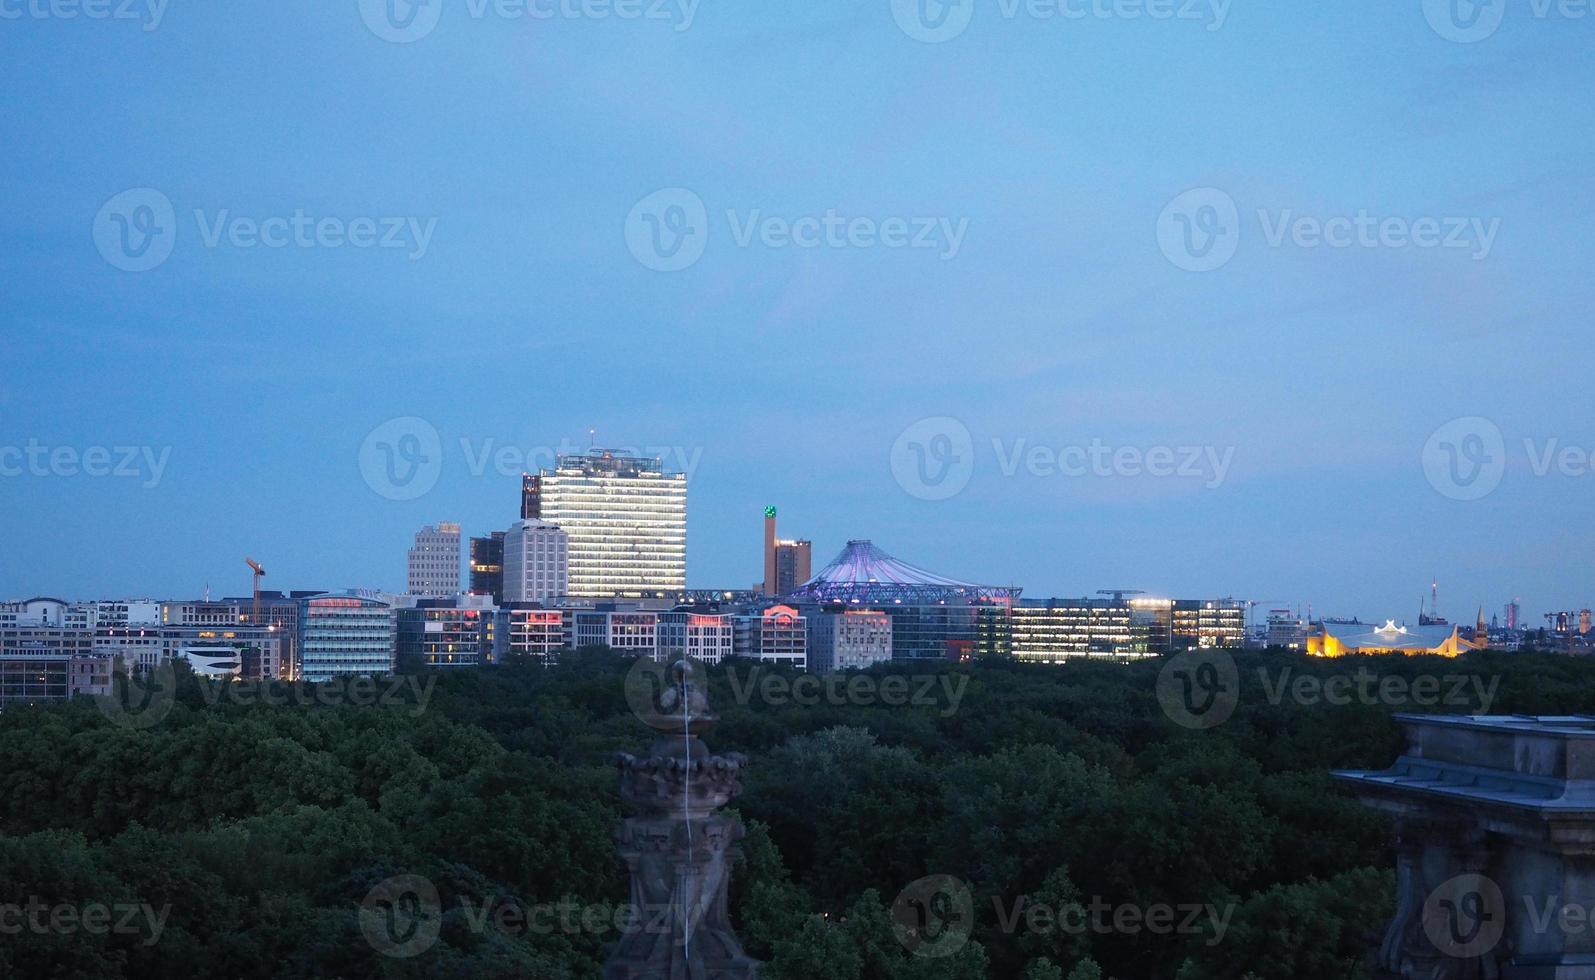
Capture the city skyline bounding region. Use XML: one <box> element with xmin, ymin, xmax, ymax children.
<box><xmin>3</xmin><ymin>6</ymin><xmax>1592</xmax><ymax>618</ymax></box>
<box><xmin>0</xmin><ymin>435</ymin><xmax>1580</xmax><ymax>627</ymax></box>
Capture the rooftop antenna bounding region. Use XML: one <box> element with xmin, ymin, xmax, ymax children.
<box><xmin>589</xmin><ymin>427</ymin><xmax>597</xmax><ymax>449</ymax></box>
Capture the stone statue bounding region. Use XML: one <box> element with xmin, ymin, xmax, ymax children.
<box><xmin>605</xmin><ymin>660</ymin><xmax>761</xmax><ymax>980</ymax></box>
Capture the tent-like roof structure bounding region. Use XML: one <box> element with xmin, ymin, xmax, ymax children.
<box><xmin>1309</xmin><ymin>619</ymin><xmax>1477</xmax><ymax>657</ymax></box>
<box><xmin>783</xmin><ymin>540</ymin><xmax>1020</xmax><ymax>605</ymax></box>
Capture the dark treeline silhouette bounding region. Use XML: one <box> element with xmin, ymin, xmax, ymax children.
<box><xmin>3</xmin><ymin>648</ymin><xmax>1593</xmax><ymax>978</ymax></box>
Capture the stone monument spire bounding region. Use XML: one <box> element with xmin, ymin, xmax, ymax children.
<box><xmin>606</xmin><ymin>660</ymin><xmax>762</xmax><ymax>979</ymax></box>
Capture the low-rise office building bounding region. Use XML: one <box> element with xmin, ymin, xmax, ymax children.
<box><xmin>806</xmin><ymin>608</ymin><xmax>893</xmax><ymax>674</ymax></box>
<box><xmin>733</xmin><ymin>604</ymin><xmax>807</xmax><ymax>668</ymax></box>
<box><xmin>495</xmin><ymin>605</ymin><xmax>566</xmax><ymax>663</ymax></box>
<box><xmin>1011</xmin><ymin>599</ymin><xmax>1138</xmax><ymax>661</ymax></box>
<box><xmin>658</xmin><ymin>611</ymin><xmax>734</xmax><ymax>665</ymax></box>
<box><xmin>395</xmin><ymin>594</ymin><xmax>495</xmax><ymax>669</ymax></box>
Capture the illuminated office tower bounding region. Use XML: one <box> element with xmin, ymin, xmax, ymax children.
<box><xmin>521</xmin><ymin>449</ymin><xmax>686</xmax><ymax>597</ymax></box>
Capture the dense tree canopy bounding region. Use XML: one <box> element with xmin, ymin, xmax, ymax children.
<box><xmin>1</xmin><ymin>648</ymin><xmax>1589</xmax><ymax>978</ymax></box>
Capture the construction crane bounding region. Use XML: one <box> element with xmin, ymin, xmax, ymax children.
<box><xmin>245</xmin><ymin>557</ymin><xmax>265</xmax><ymax>625</ymax></box>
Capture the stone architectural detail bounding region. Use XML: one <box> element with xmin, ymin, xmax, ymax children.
<box><xmin>606</xmin><ymin>661</ymin><xmax>761</xmax><ymax>979</ymax></box>
<box><xmin>1337</xmin><ymin>714</ymin><xmax>1595</xmax><ymax>979</ymax></box>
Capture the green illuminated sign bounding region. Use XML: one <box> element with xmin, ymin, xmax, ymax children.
<box><xmin>764</xmin><ymin>506</ymin><xmax>777</xmax><ymax>518</ymax></box>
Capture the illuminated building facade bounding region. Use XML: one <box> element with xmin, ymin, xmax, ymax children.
<box><xmin>395</xmin><ymin>594</ymin><xmax>494</xmax><ymax>669</ymax></box>
<box><xmin>1307</xmin><ymin>620</ymin><xmax>1480</xmax><ymax>658</ymax></box>
<box><xmin>785</xmin><ymin>540</ymin><xmax>1019</xmax><ymax>663</ymax></box>
<box><xmin>734</xmin><ymin>604</ymin><xmax>807</xmax><ymax>668</ymax></box>
<box><xmin>495</xmin><ymin>606</ymin><xmax>566</xmax><ymax>663</ymax></box>
<box><xmin>407</xmin><ymin>522</ymin><xmax>461</xmax><ymax>597</ymax></box>
<box><xmin>573</xmin><ymin>610</ymin><xmax>659</xmax><ymax>654</ymax></box>
<box><xmin>298</xmin><ymin>592</ymin><xmax>395</xmax><ymax>680</ymax></box>
<box><xmin>1011</xmin><ymin>599</ymin><xmax>1139</xmax><ymax>661</ymax></box>
<box><xmin>174</xmin><ymin>627</ymin><xmax>282</xmax><ymax>680</ymax></box>
<box><xmin>522</xmin><ymin>450</ymin><xmax>686</xmax><ymax>597</ymax></box>
<box><xmin>1171</xmin><ymin>599</ymin><xmax>1247</xmax><ymax>650</ymax></box>
<box><xmin>658</xmin><ymin>611</ymin><xmax>735</xmax><ymax>665</ymax></box>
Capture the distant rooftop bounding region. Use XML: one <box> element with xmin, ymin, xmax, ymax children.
<box><xmin>784</xmin><ymin>540</ymin><xmax>1020</xmax><ymax>604</ymax></box>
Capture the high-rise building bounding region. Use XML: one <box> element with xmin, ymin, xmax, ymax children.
<box><xmin>407</xmin><ymin>522</ymin><xmax>461</xmax><ymax>596</ymax></box>
<box><xmin>469</xmin><ymin>532</ymin><xmax>507</xmax><ymax>604</ymax></box>
<box><xmin>760</xmin><ymin>507</ymin><xmax>812</xmax><ymax>596</ymax></box>
<box><xmin>522</xmin><ymin>449</ymin><xmax>686</xmax><ymax>597</ymax></box>
<box><xmin>502</xmin><ymin>519</ymin><xmax>569</xmax><ymax>603</ymax></box>
<box><xmin>298</xmin><ymin>591</ymin><xmax>395</xmax><ymax>681</ymax></box>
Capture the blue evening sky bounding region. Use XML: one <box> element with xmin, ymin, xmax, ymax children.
<box><xmin>2</xmin><ymin>1</ymin><xmax>1591</xmax><ymax>623</ymax></box>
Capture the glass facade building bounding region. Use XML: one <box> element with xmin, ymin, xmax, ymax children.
<box><xmin>522</xmin><ymin>450</ymin><xmax>686</xmax><ymax>597</ymax></box>
<box><xmin>1011</xmin><ymin>599</ymin><xmax>1140</xmax><ymax>661</ymax></box>
<box><xmin>469</xmin><ymin>531</ymin><xmax>506</xmax><ymax>604</ymax></box>
<box><xmin>395</xmin><ymin>597</ymin><xmax>494</xmax><ymax>669</ymax></box>
<box><xmin>298</xmin><ymin>593</ymin><xmax>395</xmax><ymax>680</ymax></box>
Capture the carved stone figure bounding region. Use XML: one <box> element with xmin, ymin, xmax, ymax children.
<box><xmin>605</xmin><ymin>660</ymin><xmax>761</xmax><ymax>980</ymax></box>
